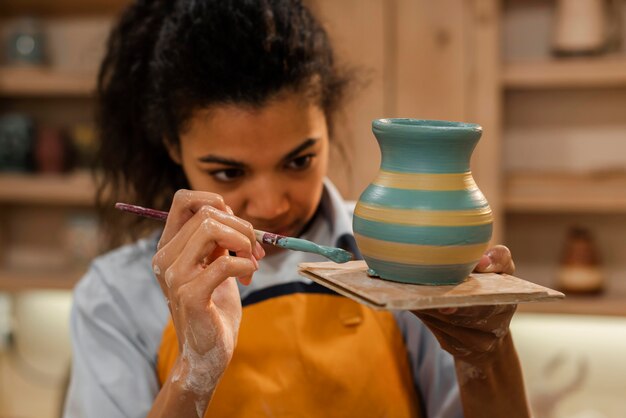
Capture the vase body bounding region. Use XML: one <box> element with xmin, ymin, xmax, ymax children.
<box><xmin>353</xmin><ymin>119</ymin><xmax>493</xmax><ymax>285</ymax></box>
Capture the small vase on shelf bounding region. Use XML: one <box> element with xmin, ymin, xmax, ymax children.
<box><xmin>34</xmin><ymin>126</ymin><xmax>74</xmax><ymax>173</ymax></box>
<box><xmin>0</xmin><ymin>114</ymin><xmax>35</xmax><ymax>172</ymax></box>
<box><xmin>5</xmin><ymin>17</ymin><xmax>47</xmax><ymax>66</ymax></box>
<box><xmin>556</xmin><ymin>226</ymin><xmax>604</xmax><ymax>294</ymax></box>
<box><xmin>551</xmin><ymin>0</ymin><xmax>622</xmax><ymax>56</ymax></box>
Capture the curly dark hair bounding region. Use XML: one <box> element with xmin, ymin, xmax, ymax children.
<box><xmin>96</xmin><ymin>0</ymin><xmax>352</xmax><ymax>249</ymax></box>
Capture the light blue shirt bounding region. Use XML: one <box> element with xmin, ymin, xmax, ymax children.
<box><xmin>64</xmin><ymin>179</ymin><xmax>462</xmax><ymax>418</ymax></box>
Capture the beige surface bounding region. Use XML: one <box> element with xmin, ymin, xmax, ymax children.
<box><xmin>512</xmin><ymin>314</ymin><xmax>626</xmax><ymax>418</ymax></box>
<box><xmin>0</xmin><ymin>291</ymin><xmax>72</xmax><ymax>418</ymax></box>
<box><xmin>298</xmin><ymin>260</ymin><xmax>564</xmax><ymax>311</ymax></box>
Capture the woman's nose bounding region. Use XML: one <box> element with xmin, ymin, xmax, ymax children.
<box><xmin>244</xmin><ymin>181</ymin><xmax>290</xmax><ymax>220</ymax></box>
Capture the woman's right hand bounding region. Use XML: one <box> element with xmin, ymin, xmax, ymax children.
<box><xmin>151</xmin><ymin>189</ymin><xmax>265</xmax><ymax>401</ymax></box>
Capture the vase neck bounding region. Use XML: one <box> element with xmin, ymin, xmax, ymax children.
<box><xmin>372</xmin><ymin>120</ymin><xmax>482</xmax><ymax>174</ymax></box>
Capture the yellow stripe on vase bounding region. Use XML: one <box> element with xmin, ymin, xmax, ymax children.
<box><xmin>373</xmin><ymin>170</ymin><xmax>477</xmax><ymax>191</ymax></box>
<box><xmin>354</xmin><ymin>233</ymin><xmax>489</xmax><ymax>265</ymax></box>
<box><xmin>354</xmin><ymin>203</ymin><xmax>493</xmax><ymax>227</ymax></box>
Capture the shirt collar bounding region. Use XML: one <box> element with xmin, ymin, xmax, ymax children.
<box><xmin>321</xmin><ymin>178</ymin><xmax>362</xmax><ymax>259</ymax></box>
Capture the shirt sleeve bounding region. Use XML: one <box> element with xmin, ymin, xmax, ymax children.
<box><xmin>394</xmin><ymin>310</ymin><xmax>464</xmax><ymax>418</ymax></box>
<box><xmin>63</xmin><ymin>264</ymin><xmax>160</xmax><ymax>418</ymax></box>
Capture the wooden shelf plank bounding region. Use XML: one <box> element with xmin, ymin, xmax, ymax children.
<box><xmin>0</xmin><ymin>67</ymin><xmax>95</xmax><ymax>97</ymax></box>
<box><xmin>503</xmin><ymin>57</ymin><xmax>626</xmax><ymax>89</ymax></box>
<box><xmin>518</xmin><ymin>292</ymin><xmax>626</xmax><ymax>317</ymax></box>
<box><xmin>0</xmin><ymin>171</ymin><xmax>96</xmax><ymax>206</ymax></box>
<box><xmin>505</xmin><ymin>171</ymin><xmax>626</xmax><ymax>212</ymax></box>
<box><xmin>0</xmin><ymin>0</ymin><xmax>129</xmax><ymax>16</ymax></box>
<box><xmin>0</xmin><ymin>268</ymin><xmax>84</xmax><ymax>291</ymax></box>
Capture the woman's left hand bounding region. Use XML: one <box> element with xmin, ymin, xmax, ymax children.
<box><xmin>411</xmin><ymin>245</ymin><xmax>517</xmax><ymax>364</ymax></box>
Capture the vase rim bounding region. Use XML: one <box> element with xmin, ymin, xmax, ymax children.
<box><xmin>373</xmin><ymin>118</ymin><xmax>482</xmax><ymax>133</ymax></box>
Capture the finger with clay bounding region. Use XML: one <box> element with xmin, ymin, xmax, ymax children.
<box><xmin>411</xmin><ymin>245</ymin><xmax>517</xmax><ymax>364</ymax></box>
<box><xmin>413</xmin><ymin>304</ymin><xmax>516</xmax><ymax>364</ymax></box>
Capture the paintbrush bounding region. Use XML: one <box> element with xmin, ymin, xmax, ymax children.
<box><xmin>114</xmin><ymin>202</ymin><xmax>353</xmax><ymax>263</ymax></box>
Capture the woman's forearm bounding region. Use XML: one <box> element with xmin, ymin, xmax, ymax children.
<box><xmin>148</xmin><ymin>379</ymin><xmax>213</xmax><ymax>418</ymax></box>
<box><xmin>147</xmin><ymin>360</ymin><xmax>217</xmax><ymax>418</ymax></box>
<box><xmin>454</xmin><ymin>333</ymin><xmax>531</xmax><ymax>418</ymax></box>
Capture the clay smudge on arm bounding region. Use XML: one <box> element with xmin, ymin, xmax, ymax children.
<box><xmin>172</xmin><ymin>311</ymin><xmax>239</xmax><ymax>418</ymax></box>
<box><xmin>456</xmin><ymin>360</ymin><xmax>486</xmax><ymax>386</ymax></box>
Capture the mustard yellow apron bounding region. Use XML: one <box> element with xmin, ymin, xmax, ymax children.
<box><xmin>157</xmin><ymin>291</ymin><xmax>422</xmax><ymax>417</ymax></box>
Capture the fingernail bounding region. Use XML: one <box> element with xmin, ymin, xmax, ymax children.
<box><xmin>251</xmin><ymin>243</ymin><xmax>260</xmax><ymax>259</ymax></box>
<box><xmin>474</xmin><ymin>254</ymin><xmax>489</xmax><ymax>271</ymax></box>
<box><xmin>256</xmin><ymin>241</ymin><xmax>266</xmax><ymax>258</ymax></box>
<box><xmin>237</xmin><ymin>276</ymin><xmax>252</xmax><ymax>286</ymax></box>
<box><xmin>250</xmin><ymin>256</ymin><xmax>259</xmax><ymax>270</ymax></box>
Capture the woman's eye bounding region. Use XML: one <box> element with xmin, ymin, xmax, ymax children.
<box><xmin>210</xmin><ymin>168</ymin><xmax>245</xmax><ymax>182</ymax></box>
<box><xmin>286</xmin><ymin>154</ymin><xmax>314</xmax><ymax>171</ymax></box>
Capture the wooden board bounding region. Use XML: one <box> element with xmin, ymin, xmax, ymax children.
<box><xmin>298</xmin><ymin>260</ymin><xmax>564</xmax><ymax>311</ymax></box>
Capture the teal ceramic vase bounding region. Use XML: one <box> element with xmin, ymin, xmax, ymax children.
<box><xmin>353</xmin><ymin>119</ymin><xmax>493</xmax><ymax>285</ymax></box>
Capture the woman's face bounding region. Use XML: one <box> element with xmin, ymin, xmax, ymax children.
<box><xmin>171</xmin><ymin>91</ymin><xmax>329</xmax><ymax>255</ymax></box>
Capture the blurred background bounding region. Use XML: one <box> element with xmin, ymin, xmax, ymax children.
<box><xmin>0</xmin><ymin>0</ymin><xmax>625</xmax><ymax>417</ymax></box>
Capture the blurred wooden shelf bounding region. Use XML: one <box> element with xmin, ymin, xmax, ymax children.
<box><xmin>0</xmin><ymin>67</ymin><xmax>95</xmax><ymax>97</ymax></box>
<box><xmin>518</xmin><ymin>292</ymin><xmax>626</xmax><ymax>317</ymax></box>
<box><xmin>0</xmin><ymin>171</ymin><xmax>96</xmax><ymax>206</ymax></box>
<box><xmin>503</xmin><ymin>57</ymin><xmax>626</xmax><ymax>89</ymax></box>
<box><xmin>0</xmin><ymin>0</ymin><xmax>129</xmax><ymax>16</ymax></box>
<box><xmin>504</xmin><ymin>171</ymin><xmax>626</xmax><ymax>212</ymax></box>
<box><xmin>0</xmin><ymin>268</ymin><xmax>84</xmax><ymax>291</ymax></box>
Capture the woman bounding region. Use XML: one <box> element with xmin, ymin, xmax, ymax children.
<box><xmin>64</xmin><ymin>1</ymin><xmax>530</xmax><ymax>417</ymax></box>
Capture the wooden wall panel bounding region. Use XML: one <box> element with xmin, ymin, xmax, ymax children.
<box><xmin>466</xmin><ymin>0</ymin><xmax>503</xmax><ymax>243</ymax></box>
<box><xmin>310</xmin><ymin>0</ymin><xmax>387</xmax><ymax>200</ymax></box>
<box><xmin>394</xmin><ymin>0</ymin><xmax>469</xmax><ymax>120</ymax></box>
<box><xmin>305</xmin><ymin>0</ymin><xmax>504</xmax><ymax>245</ymax></box>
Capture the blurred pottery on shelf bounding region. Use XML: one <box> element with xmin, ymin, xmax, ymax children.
<box><xmin>557</xmin><ymin>226</ymin><xmax>604</xmax><ymax>294</ymax></box>
<box><xmin>0</xmin><ymin>113</ymin><xmax>35</xmax><ymax>172</ymax></box>
<box><xmin>352</xmin><ymin>119</ymin><xmax>493</xmax><ymax>285</ymax></box>
<box><xmin>69</xmin><ymin>124</ymin><xmax>97</xmax><ymax>168</ymax></box>
<box><xmin>551</xmin><ymin>0</ymin><xmax>622</xmax><ymax>56</ymax></box>
<box><xmin>34</xmin><ymin>126</ymin><xmax>74</xmax><ymax>173</ymax></box>
<box><xmin>5</xmin><ymin>17</ymin><xmax>47</xmax><ymax>66</ymax></box>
